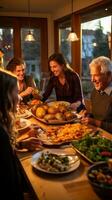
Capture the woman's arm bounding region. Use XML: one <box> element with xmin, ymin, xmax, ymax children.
<box><xmin>42</xmin><ymin>77</ymin><xmax>54</xmax><ymax>102</ymax></box>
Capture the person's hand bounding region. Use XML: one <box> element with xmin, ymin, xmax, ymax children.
<box><xmin>20</xmin><ymin>137</ymin><xmax>43</xmax><ymax>151</ymax></box>
<box><xmin>78</xmin><ymin>109</ymin><xmax>88</xmax><ymax>117</ymax></box>
<box><xmin>81</xmin><ymin>117</ymin><xmax>94</xmax><ymax>125</ymax></box>
<box><xmin>70</xmin><ymin>101</ymin><xmax>81</xmax><ymax>110</ymax></box>
<box><xmin>20</xmin><ymin>87</ymin><xmax>34</xmax><ymax>97</ymax></box>
<box><xmin>25</xmin><ymin>87</ymin><xmax>34</xmax><ymax>95</ymax></box>
<box><xmin>81</xmin><ymin>117</ymin><xmax>101</xmax><ymax>127</ymax></box>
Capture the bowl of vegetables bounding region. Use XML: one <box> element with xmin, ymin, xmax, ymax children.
<box><xmin>87</xmin><ymin>160</ymin><xmax>112</xmax><ymax>199</ymax></box>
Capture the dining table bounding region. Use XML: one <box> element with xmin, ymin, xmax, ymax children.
<box><xmin>16</xmin><ymin>112</ymin><xmax>112</xmax><ymax>200</ymax></box>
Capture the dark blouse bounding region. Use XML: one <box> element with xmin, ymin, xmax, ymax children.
<box><xmin>0</xmin><ymin>126</ymin><xmax>24</xmax><ymax>199</ymax></box>
<box><xmin>42</xmin><ymin>70</ymin><xmax>83</xmax><ymax>103</ymax></box>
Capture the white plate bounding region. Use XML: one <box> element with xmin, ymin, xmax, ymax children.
<box><xmin>15</xmin><ymin>118</ymin><xmax>31</xmax><ymax>131</ymax></box>
<box><xmin>31</xmin><ymin>149</ymin><xmax>80</xmax><ymax>174</ymax></box>
<box><xmin>16</xmin><ymin>110</ymin><xmax>32</xmax><ymax>118</ymax></box>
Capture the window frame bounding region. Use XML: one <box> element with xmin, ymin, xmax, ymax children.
<box><xmin>54</xmin><ymin>0</ymin><xmax>112</xmax><ymax>76</ymax></box>
<box><xmin>0</xmin><ymin>16</ymin><xmax>48</xmax><ymax>73</ymax></box>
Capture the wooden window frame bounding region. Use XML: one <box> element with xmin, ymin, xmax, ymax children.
<box><xmin>54</xmin><ymin>0</ymin><xmax>112</xmax><ymax>75</ymax></box>
<box><xmin>0</xmin><ymin>16</ymin><xmax>48</xmax><ymax>72</ymax></box>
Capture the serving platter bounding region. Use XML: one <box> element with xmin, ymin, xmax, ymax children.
<box><xmin>47</xmin><ymin>101</ymin><xmax>70</xmax><ymax>107</ymax></box>
<box><xmin>31</xmin><ymin>100</ymin><xmax>79</xmax><ymax>125</ymax></box>
<box><xmin>35</xmin><ymin>116</ymin><xmax>78</xmax><ymax>125</ymax></box>
<box><xmin>31</xmin><ymin>149</ymin><xmax>80</xmax><ymax>174</ymax></box>
<box><xmin>37</xmin><ymin>123</ymin><xmax>97</xmax><ymax>146</ymax></box>
<box><xmin>72</xmin><ymin>135</ymin><xmax>112</xmax><ymax>163</ymax></box>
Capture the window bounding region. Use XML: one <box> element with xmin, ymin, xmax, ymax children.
<box><xmin>21</xmin><ymin>28</ymin><xmax>41</xmax><ymax>86</ymax></box>
<box><xmin>0</xmin><ymin>17</ymin><xmax>48</xmax><ymax>89</ymax></box>
<box><xmin>0</xmin><ymin>28</ymin><xmax>14</xmax><ymax>67</ymax></box>
<box><xmin>81</xmin><ymin>4</ymin><xmax>112</xmax><ymax>98</ymax></box>
<box><xmin>58</xmin><ymin>19</ymin><xmax>72</xmax><ymax>64</ymax></box>
<box><xmin>54</xmin><ymin>17</ymin><xmax>72</xmax><ymax>65</ymax></box>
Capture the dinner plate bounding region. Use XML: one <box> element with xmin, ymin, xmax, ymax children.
<box><xmin>15</xmin><ymin>118</ymin><xmax>31</xmax><ymax>131</ymax></box>
<box><xmin>16</xmin><ymin>110</ymin><xmax>32</xmax><ymax>119</ymax></box>
<box><xmin>31</xmin><ymin>149</ymin><xmax>80</xmax><ymax>174</ymax></box>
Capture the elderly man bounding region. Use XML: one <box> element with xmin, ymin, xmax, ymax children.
<box><xmin>82</xmin><ymin>56</ymin><xmax>112</xmax><ymax>133</ymax></box>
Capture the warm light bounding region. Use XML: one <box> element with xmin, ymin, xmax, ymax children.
<box><xmin>25</xmin><ymin>31</ymin><xmax>35</xmax><ymax>42</ymax></box>
<box><xmin>67</xmin><ymin>0</ymin><xmax>79</xmax><ymax>42</ymax></box>
<box><xmin>93</xmin><ymin>42</ymin><xmax>97</xmax><ymax>47</ymax></box>
<box><xmin>67</xmin><ymin>32</ymin><xmax>79</xmax><ymax>42</ymax></box>
<box><xmin>25</xmin><ymin>0</ymin><xmax>35</xmax><ymax>42</ymax></box>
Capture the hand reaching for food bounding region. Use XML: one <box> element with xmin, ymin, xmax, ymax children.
<box><xmin>21</xmin><ymin>137</ymin><xmax>43</xmax><ymax>151</ymax></box>
<box><xmin>17</xmin><ymin>137</ymin><xmax>43</xmax><ymax>151</ymax></box>
<box><xmin>20</xmin><ymin>87</ymin><xmax>34</xmax><ymax>97</ymax></box>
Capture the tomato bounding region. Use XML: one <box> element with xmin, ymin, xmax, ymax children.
<box><xmin>100</xmin><ymin>151</ymin><xmax>112</xmax><ymax>157</ymax></box>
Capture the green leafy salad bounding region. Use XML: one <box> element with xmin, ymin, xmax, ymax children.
<box><xmin>72</xmin><ymin>135</ymin><xmax>112</xmax><ymax>162</ymax></box>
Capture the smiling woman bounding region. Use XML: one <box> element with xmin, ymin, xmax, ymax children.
<box><xmin>6</xmin><ymin>57</ymin><xmax>39</xmax><ymax>103</ymax></box>
<box><xmin>42</xmin><ymin>53</ymin><xmax>85</xmax><ymax>112</ymax></box>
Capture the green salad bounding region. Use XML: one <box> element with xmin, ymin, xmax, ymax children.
<box><xmin>72</xmin><ymin>135</ymin><xmax>112</xmax><ymax>162</ymax></box>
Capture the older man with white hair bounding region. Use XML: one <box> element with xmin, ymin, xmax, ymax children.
<box><xmin>82</xmin><ymin>56</ymin><xmax>112</xmax><ymax>133</ymax></box>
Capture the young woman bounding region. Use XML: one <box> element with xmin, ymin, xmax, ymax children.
<box><xmin>42</xmin><ymin>53</ymin><xmax>84</xmax><ymax>111</ymax></box>
<box><xmin>0</xmin><ymin>68</ymin><xmax>25</xmax><ymax>199</ymax></box>
<box><xmin>6</xmin><ymin>57</ymin><xmax>38</xmax><ymax>103</ymax></box>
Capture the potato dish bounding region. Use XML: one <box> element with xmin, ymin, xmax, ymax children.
<box><xmin>31</xmin><ymin>101</ymin><xmax>76</xmax><ymax>122</ymax></box>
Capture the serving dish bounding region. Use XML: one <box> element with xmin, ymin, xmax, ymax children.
<box><xmin>72</xmin><ymin>135</ymin><xmax>112</xmax><ymax>163</ymax></box>
<box><xmin>37</xmin><ymin>123</ymin><xmax>97</xmax><ymax>146</ymax></box>
<box><xmin>31</xmin><ymin>149</ymin><xmax>80</xmax><ymax>174</ymax></box>
<box><xmin>35</xmin><ymin>116</ymin><xmax>77</xmax><ymax>125</ymax></box>
<box><xmin>47</xmin><ymin>101</ymin><xmax>70</xmax><ymax>107</ymax></box>
<box><xmin>31</xmin><ymin>101</ymin><xmax>78</xmax><ymax>125</ymax></box>
<box><xmin>87</xmin><ymin>161</ymin><xmax>112</xmax><ymax>199</ymax></box>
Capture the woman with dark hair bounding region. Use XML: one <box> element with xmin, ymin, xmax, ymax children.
<box><xmin>6</xmin><ymin>57</ymin><xmax>38</xmax><ymax>103</ymax></box>
<box><xmin>42</xmin><ymin>53</ymin><xmax>84</xmax><ymax>111</ymax></box>
<box><xmin>0</xmin><ymin>68</ymin><xmax>24</xmax><ymax>199</ymax></box>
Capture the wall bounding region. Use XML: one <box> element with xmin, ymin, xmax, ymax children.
<box><xmin>52</xmin><ymin>0</ymin><xmax>103</xmax><ymax>20</ymax></box>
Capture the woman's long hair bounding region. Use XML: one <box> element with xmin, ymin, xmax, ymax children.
<box><xmin>0</xmin><ymin>69</ymin><xmax>17</xmax><ymax>136</ymax></box>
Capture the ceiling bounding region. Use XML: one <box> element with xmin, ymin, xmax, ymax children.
<box><xmin>0</xmin><ymin>0</ymin><xmax>69</xmax><ymax>14</ymax></box>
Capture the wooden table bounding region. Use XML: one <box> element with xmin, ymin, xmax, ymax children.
<box><xmin>17</xmin><ymin>116</ymin><xmax>112</xmax><ymax>200</ymax></box>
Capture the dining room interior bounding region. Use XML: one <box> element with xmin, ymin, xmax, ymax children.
<box><xmin>0</xmin><ymin>0</ymin><xmax>112</xmax><ymax>99</ymax></box>
<box><xmin>0</xmin><ymin>1</ymin><xmax>112</xmax><ymax>200</ymax></box>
